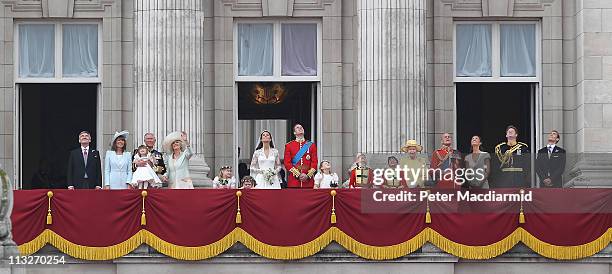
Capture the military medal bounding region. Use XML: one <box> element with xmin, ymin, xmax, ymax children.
<box><xmin>306</xmin><ymin>154</ymin><xmax>311</xmax><ymax>160</ymax></box>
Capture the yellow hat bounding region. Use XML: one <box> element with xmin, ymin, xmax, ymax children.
<box><xmin>400</xmin><ymin>139</ymin><xmax>422</xmax><ymax>153</ymax></box>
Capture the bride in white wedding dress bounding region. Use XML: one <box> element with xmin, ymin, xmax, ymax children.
<box><xmin>250</xmin><ymin>130</ymin><xmax>282</xmax><ymax>189</ymax></box>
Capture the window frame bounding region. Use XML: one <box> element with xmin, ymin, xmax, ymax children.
<box><xmin>233</xmin><ymin>19</ymin><xmax>322</xmax><ymax>82</ymax></box>
<box><xmin>453</xmin><ymin>21</ymin><xmax>541</xmax><ymax>83</ymax></box>
<box><xmin>14</xmin><ymin>20</ymin><xmax>102</xmax><ymax>83</ymax></box>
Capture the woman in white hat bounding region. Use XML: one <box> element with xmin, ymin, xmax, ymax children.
<box><xmin>104</xmin><ymin>131</ymin><xmax>133</xmax><ymax>189</ymax></box>
<box><xmin>399</xmin><ymin>140</ymin><xmax>429</xmax><ymax>188</ymax></box>
<box><xmin>162</xmin><ymin>131</ymin><xmax>194</xmax><ymax>189</ymax></box>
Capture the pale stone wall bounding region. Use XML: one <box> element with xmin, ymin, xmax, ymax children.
<box><xmin>566</xmin><ymin>0</ymin><xmax>612</xmax><ymax>187</ymax></box>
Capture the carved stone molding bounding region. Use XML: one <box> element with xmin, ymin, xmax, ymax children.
<box><xmin>565</xmin><ymin>153</ymin><xmax>612</xmax><ymax>188</ymax></box>
<box><xmin>1</xmin><ymin>0</ymin><xmax>115</xmax><ymax>17</ymax></box>
<box><xmin>1</xmin><ymin>0</ymin><xmax>42</xmax><ymax>12</ymax></box>
<box><xmin>222</xmin><ymin>0</ymin><xmax>335</xmax><ymax>15</ymax></box>
<box><xmin>439</xmin><ymin>0</ymin><xmax>556</xmax><ymax>16</ymax></box>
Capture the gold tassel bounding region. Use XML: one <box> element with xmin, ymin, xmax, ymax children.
<box><xmin>425</xmin><ymin>191</ymin><xmax>431</xmax><ymax>224</ymax></box>
<box><xmin>46</xmin><ymin>191</ymin><xmax>53</xmax><ymax>225</ymax></box>
<box><xmin>236</xmin><ymin>191</ymin><xmax>242</xmax><ymax>224</ymax></box>
<box><xmin>519</xmin><ymin>189</ymin><xmax>525</xmax><ymax>224</ymax></box>
<box><xmin>330</xmin><ymin>190</ymin><xmax>337</xmax><ymax>224</ymax></box>
<box><xmin>141</xmin><ymin>191</ymin><xmax>147</xmax><ymax>226</ymax></box>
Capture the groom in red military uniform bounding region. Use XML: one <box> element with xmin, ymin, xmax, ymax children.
<box><xmin>284</xmin><ymin>124</ymin><xmax>318</xmax><ymax>188</ymax></box>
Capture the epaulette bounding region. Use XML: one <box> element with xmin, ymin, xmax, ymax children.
<box><xmin>495</xmin><ymin>142</ymin><xmax>506</xmax><ymax>149</ymax></box>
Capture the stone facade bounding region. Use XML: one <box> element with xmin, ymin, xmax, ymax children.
<box><xmin>0</xmin><ymin>0</ymin><xmax>611</xmax><ymax>186</ymax></box>
<box><xmin>2</xmin><ymin>0</ymin><xmax>612</xmax><ymax>269</ymax></box>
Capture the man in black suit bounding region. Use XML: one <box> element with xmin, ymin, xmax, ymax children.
<box><xmin>536</xmin><ymin>130</ymin><xmax>566</xmax><ymax>188</ymax></box>
<box><xmin>66</xmin><ymin>131</ymin><xmax>102</xmax><ymax>189</ymax></box>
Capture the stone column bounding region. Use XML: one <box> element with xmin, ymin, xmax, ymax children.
<box><xmin>566</xmin><ymin>1</ymin><xmax>612</xmax><ymax>187</ymax></box>
<box><xmin>134</xmin><ymin>0</ymin><xmax>212</xmax><ymax>187</ymax></box>
<box><xmin>356</xmin><ymin>0</ymin><xmax>427</xmax><ymax>153</ymax></box>
<box><xmin>0</xmin><ymin>168</ymin><xmax>17</xmax><ymax>258</ymax></box>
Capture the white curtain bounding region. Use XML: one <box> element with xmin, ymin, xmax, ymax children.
<box><xmin>456</xmin><ymin>24</ymin><xmax>491</xmax><ymax>77</ymax></box>
<box><xmin>63</xmin><ymin>24</ymin><xmax>99</xmax><ymax>77</ymax></box>
<box><xmin>19</xmin><ymin>24</ymin><xmax>55</xmax><ymax>78</ymax></box>
<box><xmin>282</xmin><ymin>24</ymin><xmax>317</xmax><ymax>76</ymax></box>
<box><xmin>501</xmin><ymin>24</ymin><xmax>536</xmax><ymax>77</ymax></box>
<box><xmin>238</xmin><ymin>24</ymin><xmax>273</xmax><ymax>76</ymax></box>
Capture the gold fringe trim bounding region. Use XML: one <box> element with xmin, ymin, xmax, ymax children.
<box><xmin>427</xmin><ymin>228</ymin><xmax>522</xmax><ymax>259</ymax></box>
<box><xmin>16</xmin><ymin>228</ymin><xmax>612</xmax><ymax>261</ymax></box>
<box><xmin>333</xmin><ymin>227</ymin><xmax>427</xmax><ymax>260</ymax></box>
<box><xmin>237</xmin><ymin>227</ymin><xmax>334</xmax><ymax>260</ymax></box>
<box><xmin>19</xmin><ymin>229</ymin><xmax>144</xmax><ymax>260</ymax></box>
<box><xmin>520</xmin><ymin>228</ymin><xmax>612</xmax><ymax>260</ymax></box>
<box><xmin>143</xmin><ymin>229</ymin><xmax>238</xmax><ymax>260</ymax></box>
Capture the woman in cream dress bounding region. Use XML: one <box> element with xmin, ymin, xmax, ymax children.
<box><xmin>162</xmin><ymin>131</ymin><xmax>194</xmax><ymax>189</ymax></box>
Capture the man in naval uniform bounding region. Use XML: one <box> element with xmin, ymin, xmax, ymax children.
<box><xmin>493</xmin><ymin>125</ymin><xmax>531</xmax><ymax>188</ymax></box>
<box><xmin>284</xmin><ymin>124</ymin><xmax>318</xmax><ymax>188</ymax></box>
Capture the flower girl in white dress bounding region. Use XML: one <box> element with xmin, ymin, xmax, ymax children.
<box><xmin>130</xmin><ymin>145</ymin><xmax>162</xmax><ymax>189</ymax></box>
<box><xmin>212</xmin><ymin>166</ymin><xmax>237</xmax><ymax>189</ymax></box>
<box><xmin>250</xmin><ymin>130</ymin><xmax>282</xmax><ymax>189</ymax></box>
<box><xmin>314</xmin><ymin>160</ymin><xmax>339</xmax><ymax>189</ymax></box>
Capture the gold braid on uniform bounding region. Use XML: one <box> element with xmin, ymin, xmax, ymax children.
<box><xmin>307</xmin><ymin>168</ymin><xmax>317</xmax><ymax>178</ymax></box>
<box><xmin>495</xmin><ymin>142</ymin><xmax>528</xmax><ymax>168</ymax></box>
<box><xmin>290</xmin><ymin>167</ymin><xmax>301</xmax><ymax>178</ymax></box>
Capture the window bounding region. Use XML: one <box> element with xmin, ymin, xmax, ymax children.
<box><xmin>238</xmin><ymin>24</ymin><xmax>273</xmax><ymax>76</ymax></box>
<box><xmin>18</xmin><ymin>24</ymin><xmax>55</xmax><ymax>78</ymax></box>
<box><xmin>500</xmin><ymin>24</ymin><xmax>536</xmax><ymax>77</ymax></box>
<box><xmin>456</xmin><ymin>24</ymin><xmax>492</xmax><ymax>77</ymax></box>
<box><xmin>16</xmin><ymin>22</ymin><xmax>101</xmax><ymax>81</ymax></box>
<box><xmin>281</xmin><ymin>24</ymin><xmax>317</xmax><ymax>76</ymax></box>
<box><xmin>454</xmin><ymin>21</ymin><xmax>539</xmax><ymax>82</ymax></box>
<box><xmin>62</xmin><ymin>24</ymin><xmax>99</xmax><ymax>78</ymax></box>
<box><xmin>235</xmin><ymin>20</ymin><xmax>321</xmax><ymax>81</ymax></box>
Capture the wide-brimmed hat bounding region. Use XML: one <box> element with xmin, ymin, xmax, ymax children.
<box><xmin>109</xmin><ymin>130</ymin><xmax>129</xmax><ymax>147</ymax></box>
<box><xmin>162</xmin><ymin>131</ymin><xmax>185</xmax><ymax>153</ymax></box>
<box><xmin>400</xmin><ymin>139</ymin><xmax>422</xmax><ymax>153</ymax></box>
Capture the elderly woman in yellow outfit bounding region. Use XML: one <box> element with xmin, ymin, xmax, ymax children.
<box><xmin>399</xmin><ymin>140</ymin><xmax>429</xmax><ymax>188</ymax></box>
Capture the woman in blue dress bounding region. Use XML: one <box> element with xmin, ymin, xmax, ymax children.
<box><xmin>104</xmin><ymin>131</ymin><xmax>133</xmax><ymax>189</ymax></box>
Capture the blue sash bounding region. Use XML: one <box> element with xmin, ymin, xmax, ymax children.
<box><xmin>292</xmin><ymin>141</ymin><xmax>313</xmax><ymax>166</ymax></box>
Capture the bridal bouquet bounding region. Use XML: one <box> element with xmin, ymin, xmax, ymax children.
<box><xmin>263</xmin><ymin>169</ymin><xmax>276</xmax><ymax>185</ymax></box>
<box><xmin>219</xmin><ymin>178</ymin><xmax>230</xmax><ymax>187</ymax></box>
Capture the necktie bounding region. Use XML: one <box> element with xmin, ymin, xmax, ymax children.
<box><xmin>548</xmin><ymin>146</ymin><xmax>553</xmax><ymax>158</ymax></box>
<box><xmin>83</xmin><ymin>149</ymin><xmax>88</xmax><ymax>165</ymax></box>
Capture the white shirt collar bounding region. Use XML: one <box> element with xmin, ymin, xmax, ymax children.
<box><xmin>81</xmin><ymin>146</ymin><xmax>89</xmax><ymax>151</ymax></box>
